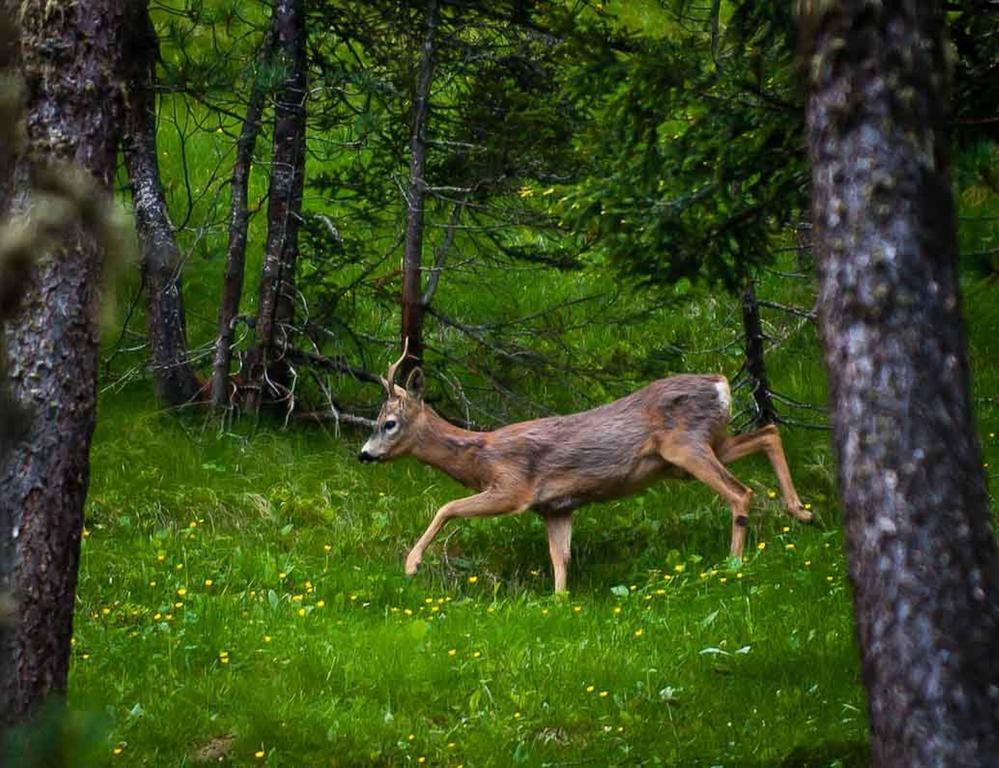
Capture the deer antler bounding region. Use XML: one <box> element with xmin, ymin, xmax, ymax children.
<box><xmin>381</xmin><ymin>337</ymin><xmax>410</xmax><ymax>399</ymax></box>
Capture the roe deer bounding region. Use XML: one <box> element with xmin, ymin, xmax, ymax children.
<box><xmin>359</xmin><ymin>345</ymin><xmax>812</xmax><ymax>592</ymax></box>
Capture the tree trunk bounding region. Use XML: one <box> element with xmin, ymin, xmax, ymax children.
<box><xmin>210</xmin><ymin>23</ymin><xmax>276</xmax><ymax>410</ymax></box>
<box><xmin>122</xmin><ymin>1</ymin><xmax>200</xmax><ymax>407</ymax></box>
<box><xmin>243</xmin><ymin>0</ymin><xmax>307</xmax><ymax>416</ymax></box>
<box><xmin>0</xmin><ymin>0</ymin><xmax>124</xmax><ymax>725</ymax></box>
<box><xmin>400</xmin><ymin>0</ymin><xmax>438</xmax><ymax>378</ymax></box>
<box><xmin>740</xmin><ymin>280</ymin><xmax>778</xmax><ymax>427</ymax></box>
<box><xmin>803</xmin><ymin>2</ymin><xmax>999</xmax><ymax>765</ymax></box>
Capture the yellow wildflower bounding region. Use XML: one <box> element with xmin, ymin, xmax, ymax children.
<box><xmin>634</xmin><ymin>628</ymin><xmax>644</xmax><ymax>638</ymax></box>
<box><xmin>177</xmin><ymin>588</ymin><xmax>187</xmax><ymax>597</ymax></box>
<box><xmin>467</xmin><ymin>576</ymin><xmax>478</xmax><ymax>584</ymax></box>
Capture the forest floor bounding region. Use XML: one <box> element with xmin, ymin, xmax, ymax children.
<box><xmin>57</xmin><ymin>282</ymin><xmax>997</xmax><ymax>767</ymax></box>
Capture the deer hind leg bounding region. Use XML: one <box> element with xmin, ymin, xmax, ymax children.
<box><xmin>715</xmin><ymin>424</ymin><xmax>812</xmax><ymax>522</ymax></box>
<box><xmin>543</xmin><ymin>512</ymin><xmax>573</xmax><ymax>594</ymax></box>
<box><xmin>660</xmin><ymin>442</ymin><xmax>754</xmax><ymax>559</ymax></box>
<box><xmin>405</xmin><ymin>490</ymin><xmax>524</xmax><ymax>576</ymax></box>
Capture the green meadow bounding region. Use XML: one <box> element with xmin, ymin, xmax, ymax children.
<box><xmin>56</xmin><ymin>279</ymin><xmax>997</xmax><ymax>766</ymax></box>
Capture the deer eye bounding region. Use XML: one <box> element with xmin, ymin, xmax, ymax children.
<box><xmin>384</xmin><ymin>419</ymin><xmax>397</xmax><ymax>432</ymax></box>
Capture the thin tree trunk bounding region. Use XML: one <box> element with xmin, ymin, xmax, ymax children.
<box><xmin>210</xmin><ymin>23</ymin><xmax>276</xmax><ymax>410</ymax></box>
<box><xmin>803</xmin><ymin>2</ymin><xmax>999</xmax><ymax>765</ymax></box>
<box><xmin>400</xmin><ymin>0</ymin><xmax>438</xmax><ymax>378</ymax></box>
<box><xmin>122</xmin><ymin>1</ymin><xmax>200</xmax><ymax>407</ymax></box>
<box><xmin>0</xmin><ymin>0</ymin><xmax>124</xmax><ymax>725</ymax></box>
<box><xmin>740</xmin><ymin>280</ymin><xmax>778</xmax><ymax>427</ymax></box>
<box><xmin>244</xmin><ymin>0</ymin><xmax>307</xmax><ymax>415</ymax></box>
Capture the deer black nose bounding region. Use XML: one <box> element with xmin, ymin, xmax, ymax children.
<box><xmin>358</xmin><ymin>449</ymin><xmax>376</xmax><ymax>463</ymax></box>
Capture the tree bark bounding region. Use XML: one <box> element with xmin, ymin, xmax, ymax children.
<box><xmin>210</xmin><ymin>23</ymin><xmax>276</xmax><ymax>410</ymax></box>
<box><xmin>740</xmin><ymin>280</ymin><xmax>778</xmax><ymax>427</ymax></box>
<box><xmin>400</xmin><ymin>0</ymin><xmax>439</xmax><ymax>378</ymax></box>
<box><xmin>243</xmin><ymin>0</ymin><xmax>307</xmax><ymax>416</ymax></box>
<box><xmin>122</xmin><ymin>1</ymin><xmax>201</xmax><ymax>407</ymax></box>
<box><xmin>0</xmin><ymin>0</ymin><xmax>124</xmax><ymax>725</ymax></box>
<box><xmin>803</xmin><ymin>2</ymin><xmax>999</xmax><ymax>765</ymax></box>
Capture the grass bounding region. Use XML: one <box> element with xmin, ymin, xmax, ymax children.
<box><xmin>54</xmin><ymin>264</ymin><xmax>999</xmax><ymax>767</ymax></box>
<box><xmin>59</xmin><ymin>383</ymin><xmax>868</xmax><ymax>768</ymax></box>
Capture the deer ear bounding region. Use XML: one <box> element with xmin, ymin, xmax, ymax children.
<box><xmin>405</xmin><ymin>367</ymin><xmax>425</xmax><ymax>400</ymax></box>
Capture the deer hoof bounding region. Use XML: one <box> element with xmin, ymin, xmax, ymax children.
<box><xmin>404</xmin><ymin>555</ymin><xmax>421</xmax><ymax>577</ymax></box>
<box><xmin>793</xmin><ymin>505</ymin><xmax>814</xmax><ymax>523</ymax></box>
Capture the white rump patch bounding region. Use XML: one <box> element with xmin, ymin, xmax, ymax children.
<box><xmin>715</xmin><ymin>380</ymin><xmax>731</xmax><ymax>414</ymax></box>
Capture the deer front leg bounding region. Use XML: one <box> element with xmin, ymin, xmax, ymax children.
<box><xmin>405</xmin><ymin>490</ymin><xmax>524</xmax><ymax>576</ymax></box>
<box><xmin>543</xmin><ymin>512</ymin><xmax>573</xmax><ymax>593</ymax></box>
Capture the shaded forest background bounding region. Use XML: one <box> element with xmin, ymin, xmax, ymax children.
<box><xmin>108</xmin><ymin>0</ymin><xmax>997</xmax><ymax>430</ymax></box>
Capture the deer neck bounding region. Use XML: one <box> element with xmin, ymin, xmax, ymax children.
<box><xmin>410</xmin><ymin>406</ymin><xmax>489</xmax><ymax>490</ymax></box>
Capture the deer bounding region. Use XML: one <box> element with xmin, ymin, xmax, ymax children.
<box><xmin>359</xmin><ymin>344</ymin><xmax>813</xmax><ymax>593</ymax></box>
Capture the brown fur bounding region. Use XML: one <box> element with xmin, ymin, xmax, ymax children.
<box><xmin>360</xmin><ymin>372</ymin><xmax>811</xmax><ymax>592</ymax></box>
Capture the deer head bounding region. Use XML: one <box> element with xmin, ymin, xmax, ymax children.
<box><xmin>358</xmin><ymin>341</ymin><xmax>425</xmax><ymax>463</ymax></box>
